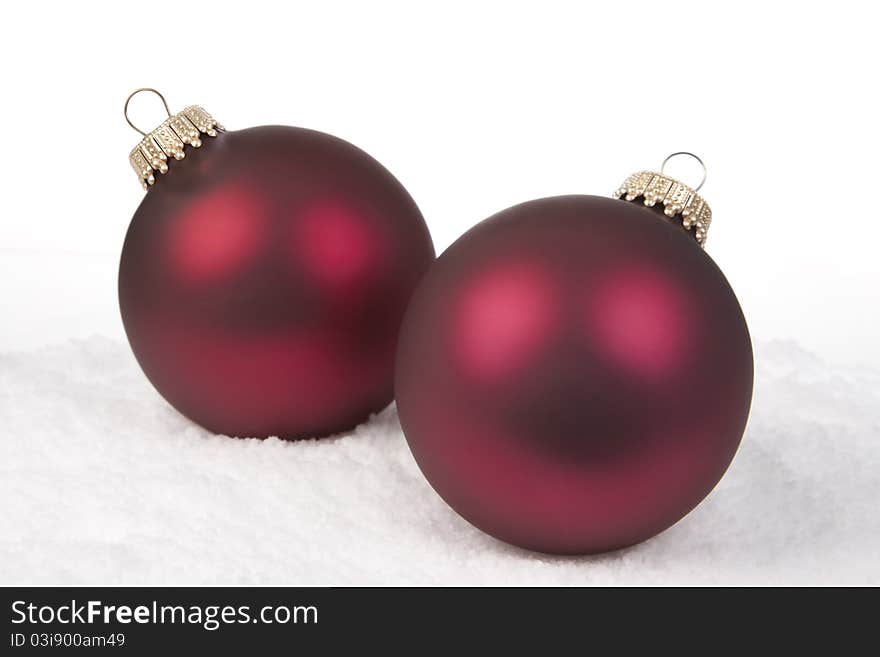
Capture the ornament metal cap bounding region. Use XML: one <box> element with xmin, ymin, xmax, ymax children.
<box><xmin>125</xmin><ymin>88</ymin><xmax>224</xmax><ymax>190</ymax></box>
<box><xmin>614</xmin><ymin>152</ymin><xmax>712</xmax><ymax>246</ymax></box>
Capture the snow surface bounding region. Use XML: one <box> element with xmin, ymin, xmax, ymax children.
<box><xmin>1</xmin><ymin>337</ymin><xmax>878</xmax><ymax>585</ymax></box>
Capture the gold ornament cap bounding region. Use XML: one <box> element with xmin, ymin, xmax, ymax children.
<box><xmin>125</xmin><ymin>88</ymin><xmax>224</xmax><ymax>190</ymax></box>
<box><xmin>614</xmin><ymin>152</ymin><xmax>712</xmax><ymax>247</ymax></box>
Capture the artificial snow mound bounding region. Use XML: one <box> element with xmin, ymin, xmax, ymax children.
<box><xmin>1</xmin><ymin>337</ymin><xmax>878</xmax><ymax>585</ymax></box>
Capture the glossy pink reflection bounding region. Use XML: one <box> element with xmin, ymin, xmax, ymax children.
<box><xmin>453</xmin><ymin>262</ymin><xmax>555</xmax><ymax>382</ymax></box>
<box><xmin>170</xmin><ymin>184</ymin><xmax>267</xmax><ymax>283</ymax></box>
<box><xmin>590</xmin><ymin>266</ymin><xmax>690</xmax><ymax>378</ymax></box>
<box><xmin>296</xmin><ymin>200</ymin><xmax>381</xmax><ymax>292</ymax></box>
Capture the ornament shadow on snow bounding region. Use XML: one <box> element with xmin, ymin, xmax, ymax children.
<box><xmin>119</xmin><ymin>88</ymin><xmax>435</xmax><ymax>440</ymax></box>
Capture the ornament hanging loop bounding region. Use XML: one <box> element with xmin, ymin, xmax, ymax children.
<box><xmin>615</xmin><ymin>154</ymin><xmax>713</xmax><ymax>246</ymax></box>
<box><xmin>661</xmin><ymin>152</ymin><xmax>707</xmax><ymax>192</ymax></box>
<box><xmin>124</xmin><ymin>88</ymin><xmax>172</xmax><ymax>136</ymax></box>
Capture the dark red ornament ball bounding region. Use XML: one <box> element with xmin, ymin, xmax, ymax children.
<box><xmin>120</xmin><ymin>126</ymin><xmax>434</xmax><ymax>439</ymax></box>
<box><xmin>395</xmin><ymin>195</ymin><xmax>753</xmax><ymax>554</ymax></box>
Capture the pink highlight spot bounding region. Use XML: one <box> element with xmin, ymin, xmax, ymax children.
<box><xmin>454</xmin><ymin>263</ymin><xmax>555</xmax><ymax>382</ymax></box>
<box><xmin>296</xmin><ymin>201</ymin><xmax>379</xmax><ymax>291</ymax></box>
<box><xmin>590</xmin><ymin>267</ymin><xmax>690</xmax><ymax>378</ymax></box>
<box><xmin>170</xmin><ymin>185</ymin><xmax>266</xmax><ymax>283</ymax></box>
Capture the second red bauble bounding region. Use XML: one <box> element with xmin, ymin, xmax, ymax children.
<box><xmin>395</xmin><ymin>195</ymin><xmax>753</xmax><ymax>554</ymax></box>
<box><xmin>120</xmin><ymin>125</ymin><xmax>435</xmax><ymax>439</ymax></box>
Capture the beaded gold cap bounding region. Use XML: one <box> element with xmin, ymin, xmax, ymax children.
<box><xmin>125</xmin><ymin>89</ymin><xmax>223</xmax><ymax>190</ymax></box>
<box><xmin>614</xmin><ymin>153</ymin><xmax>712</xmax><ymax>247</ymax></box>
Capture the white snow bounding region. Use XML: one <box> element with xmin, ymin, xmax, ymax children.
<box><xmin>1</xmin><ymin>336</ymin><xmax>878</xmax><ymax>585</ymax></box>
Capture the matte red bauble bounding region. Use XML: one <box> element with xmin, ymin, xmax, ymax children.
<box><xmin>395</xmin><ymin>163</ymin><xmax>753</xmax><ymax>554</ymax></box>
<box><xmin>120</xmin><ymin>91</ymin><xmax>434</xmax><ymax>439</ymax></box>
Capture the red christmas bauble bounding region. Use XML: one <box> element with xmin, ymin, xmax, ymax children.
<box><xmin>395</xmin><ymin>195</ymin><xmax>753</xmax><ymax>554</ymax></box>
<box><xmin>120</xmin><ymin>125</ymin><xmax>434</xmax><ymax>439</ymax></box>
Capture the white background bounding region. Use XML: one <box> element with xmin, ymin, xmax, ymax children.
<box><xmin>1</xmin><ymin>2</ymin><xmax>879</xmax><ymax>586</ymax></box>
<box><xmin>1</xmin><ymin>0</ymin><xmax>878</xmax><ymax>365</ymax></box>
